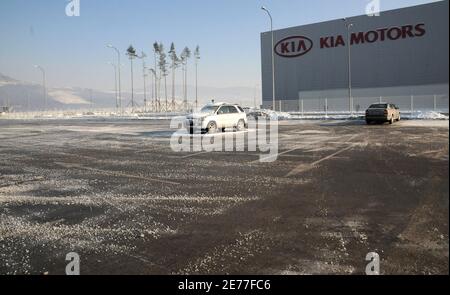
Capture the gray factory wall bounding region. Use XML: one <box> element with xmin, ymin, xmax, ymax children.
<box><xmin>261</xmin><ymin>1</ymin><xmax>449</xmax><ymax>110</ymax></box>
<box><xmin>263</xmin><ymin>87</ymin><xmax>449</xmax><ymax>113</ymax></box>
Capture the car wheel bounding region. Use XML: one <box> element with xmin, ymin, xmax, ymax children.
<box><xmin>222</xmin><ymin>128</ymin><xmax>226</xmax><ymax>133</ymax></box>
<box><xmin>236</xmin><ymin>119</ymin><xmax>246</xmax><ymax>131</ymax></box>
<box><xmin>366</xmin><ymin>119</ymin><xmax>371</xmax><ymax>125</ymax></box>
<box><xmin>207</xmin><ymin>121</ymin><xmax>217</xmax><ymax>133</ymax></box>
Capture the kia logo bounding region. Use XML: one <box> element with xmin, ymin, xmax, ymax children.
<box><xmin>274</xmin><ymin>36</ymin><xmax>313</xmax><ymax>58</ymax></box>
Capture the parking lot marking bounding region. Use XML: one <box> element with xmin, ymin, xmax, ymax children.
<box><xmin>55</xmin><ymin>162</ymin><xmax>180</xmax><ymax>185</ymax></box>
<box><xmin>286</xmin><ymin>134</ymin><xmax>359</xmax><ymax>177</ymax></box>
<box><xmin>178</xmin><ymin>142</ymin><xmax>248</xmax><ymax>159</ymax></box>
<box><xmin>180</xmin><ymin>151</ymin><xmax>211</xmax><ymax>158</ymax></box>
<box><xmin>253</xmin><ymin>137</ymin><xmax>333</xmax><ymax>163</ymax></box>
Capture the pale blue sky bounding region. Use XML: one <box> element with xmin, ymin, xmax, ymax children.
<box><xmin>0</xmin><ymin>0</ymin><xmax>441</xmax><ymax>91</ymax></box>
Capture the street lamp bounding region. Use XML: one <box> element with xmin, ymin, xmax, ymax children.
<box><xmin>34</xmin><ymin>65</ymin><xmax>46</xmax><ymax>111</ymax></box>
<box><xmin>194</xmin><ymin>46</ymin><xmax>200</xmax><ymax>111</ymax></box>
<box><xmin>149</xmin><ymin>68</ymin><xmax>157</xmax><ymax>112</ymax></box>
<box><xmin>137</xmin><ymin>51</ymin><xmax>148</xmax><ymax>113</ymax></box>
<box><xmin>261</xmin><ymin>6</ymin><xmax>276</xmax><ymax>111</ymax></box>
<box><xmin>343</xmin><ymin>19</ymin><xmax>354</xmax><ymax>114</ymax></box>
<box><xmin>143</xmin><ymin>65</ymin><xmax>149</xmax><ymax>112</ymax></box>
<box><xmin>107</xmin><ymin>44</ymin><xmax>122</xmax><ymax>113</ymax></box>
<box><xmin>108</xmin><ymin>62</ymin><xmax>119</xmax><ymax>112</ymax></box>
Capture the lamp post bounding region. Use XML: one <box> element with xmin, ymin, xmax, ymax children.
<box><xmin>34</xmin><ymin>65</ymin><xmax>46</xmax><ymax>111</ymax></box>
<box><xmin>149</xmin><ymin>68</ymin><xmax>157</xmax><ymax>112</ymax></box>
<box><xmin>143</xmin><ymin>65</ymin><xmax>149</xmax><ymax>112</ymax></box>
<box><xmin>89</xmin><ymin>88</ymin><xmax>93</xmax><ymax>112</ymax></box>
<box><xmin>261</xmin><ymin>6</ymin><xmax>276</xmax><ymax>111</ymax></box>
<box><xmin>108</xmin><ymin>62</ymin><xmax>118</xmax><ymax>112</ymax></box>
<box><xmin>107</xmin><ymin>44</ymin><xmax>122</xmax><ymax>113</ymax></box>
<box><xmin>343</xmin><ymin>19</ymin><xmax>354</xmax><ymax>114</ymax></box>
<box><xmin>137</xmin><ymin>51</ymin><xmax>148</xmax><ymax>113</ymax></box>
<box><xmin>194</xmin><ymin>46</ymin><xmax>200</xmax><ymax>111</ymax></box>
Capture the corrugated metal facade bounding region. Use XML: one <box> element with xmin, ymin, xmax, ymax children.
<box><xmin>260</xmin><ymin>1</ymin><xmax>449</xmax><ymax>111</ymax></box>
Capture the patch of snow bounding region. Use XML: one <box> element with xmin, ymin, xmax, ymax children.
<box><xmin>411</xmin><ymin>111</ymin><xmax>449</xmax><ymax>120</ymax></box>
<box><xmin>258</xmin><ymin>109</ymin><xmax>292</xmax><ymax>120</ymax></box>
<box><xmin>397</xmin><ymin>120</ymin><xmax>449</xmax><ymax>128</ymax></box>
<box><xmin>47</xmin><ymin>90</ymin><xmax>90</xmax><ymax>105</ymax></box>
<box><xmin>0</xmin><ymin>81</ymin><xmax>21</xmax><ymax>87</ymax></box>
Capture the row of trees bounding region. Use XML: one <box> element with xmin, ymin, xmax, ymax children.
<box><xmin>126</xmin><ymin>42</ymin><xmax>200</xmax><ymax>112</ymax></box>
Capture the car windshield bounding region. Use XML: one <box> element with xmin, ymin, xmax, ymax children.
<box><xmin>200</xmin><ymin>105</ymin><xmax>219</xmax><ymax>114</ymax></box>
<box><xmin>369</xmin><ymin>104</ymin><xmax>388</xmax><ymax>109</ymax></box>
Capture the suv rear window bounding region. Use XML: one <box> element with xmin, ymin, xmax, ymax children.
<box><xmin>369</xmin><ymin>104</ymin><xmax>388</xmax><ymax>109</ymax></box>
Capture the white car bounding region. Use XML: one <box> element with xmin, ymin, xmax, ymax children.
<box><xmin>186</xmin><ymin>103</ymin><xmax>248</xmax><ymax>134</ymax></box>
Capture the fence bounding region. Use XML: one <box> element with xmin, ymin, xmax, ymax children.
<box><xmin>262</xmin><ymin>84</ymin><xmax>450</xmax><ymax>114</ymax></box>
<box><xmin>265</xmin><ymin>94</ymin><xmax>449</xmax><ymax>115</ymax></box>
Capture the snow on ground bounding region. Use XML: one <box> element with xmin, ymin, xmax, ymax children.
<box><xmin>257</xmin><ymin>109</ymin><xmax>292</xmax><ymax>120</ymax></box>
<box><xmin>1</xmin><ymin>108</ymin><xmax>448</xmax><ymax>122</ymax></box>
<box><xmin>289</xmin><ymin>110</ymin><xmax>449</xmax><ymax>121</ymax></box>
<box><xmin>47</xmin><ymin>90</ymin><xmax>90</xmax><ymax>105</ymax></box>
<box><xmin>397</xmin><ymin>120</ymin><xmax>449</xmax><ymax>128</ymax></box>
<box><xmin>412</xmin><ymin>111</ymin><xmax>449</xmax><ymax>120</ymax></box>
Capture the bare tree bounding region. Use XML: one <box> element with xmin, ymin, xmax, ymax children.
<box><xmin>153</xmin><ymin>42</ymin><xmax>160</xmax><ymax>111</ymax></box>
<box><xmin>158</xmin><ymin>43</ymin><xmax>169</xmax><ymax>112</ymax></box>
<box><xmin>126</xmin><ymin>45</ymin><xmax>138</xmax><ymax>111</ymax></box>
<box><xmin>168</xmin><ymin>43</ymin><xmax>181</xmax><ymax>110</ymax></box>
<box><xmin>180</xmin><ymin>47</ymin><xmax>191</xmax><ymax>111</ymax></box>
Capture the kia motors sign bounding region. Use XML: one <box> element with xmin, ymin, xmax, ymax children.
<box><xmin>320</xmin><ymin>23</ymin><xmax>426</xmax><ymax>48</ymax></box>
<box><xmin>274</xmin><ymin>36</ymin><xmax>313</xmax><ymax>58</ymax></box>
<box><xmin>274</xmin><ymin>23</ymin><xmax>426</xmax><ymax>58</ymax></box>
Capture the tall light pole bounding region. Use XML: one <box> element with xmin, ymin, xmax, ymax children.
<box><xmin>108</xmin><ymin>62</ymin><xmax>118</xmax><ymax>112</ymax></box>
<box><xmin>138</xmin><ymin>51</ymin><xmax>148</xmax><ymax>112</ymax></box>
<box><xmin>143</xmin><ymin>65</ymin><xmax>149</xmax><ymax>112</ymax></box>
<box><xmin>34</xmin><ymin>65</ymin><xmax>47</xmax><ymax>111</ymax></box>
<box><xmin>130</xmin><ymin>55</ymin><xmax>135</xmax><ymax>111</ymax></box>
<box><xmin>149</xmin><ymin>68</ymin><xmax>157</xmax><ymax>112</ymax></box>
<box><xmin>343</xmin><ymin>19</ymin><xmax>354</xmax><ymax>114</ymax></box>
<box><xmin>107</xmin><ymin>44</ymin><xmax>122</xmax><ymax>113</ymax></box>
<box><xmin>89</xmin><ymin>88</ymin><xmax>93</xmax><ymax>112</ymax></box>
<box><xmin>261</xmin><ymin>6</ymin><xmax>276</xmax><ymax>111</ymax></box>
<box><xmin>194</xmin><ymin>46</ymin><xmax>200</xmax><ymax>110</ymax></box>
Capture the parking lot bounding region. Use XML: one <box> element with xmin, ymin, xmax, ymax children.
<box><xmin>0</xmin><ymin>118</ymin><xmax>448</xmax><ymax>274</ymax></box>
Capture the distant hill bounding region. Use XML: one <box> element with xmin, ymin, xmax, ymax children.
<box><xmin>0</xmin><ymin>73</ymin><xmax>18</xmax><ymax>83</ymax></box>
<box><xmin>0</xmin><ymin>73</ymin><xmax>118</xmax><ymax>111</ymax></box>
<box><xmin>0</xmin><ymin>72</ymin><xmax>261</xmax><ymax>112</ymax></box>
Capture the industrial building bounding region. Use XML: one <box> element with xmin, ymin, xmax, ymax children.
<box><xmin>260</xmin><ymin>1</ymin><xmax>449</xmax><ymax>113</ymax></box>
